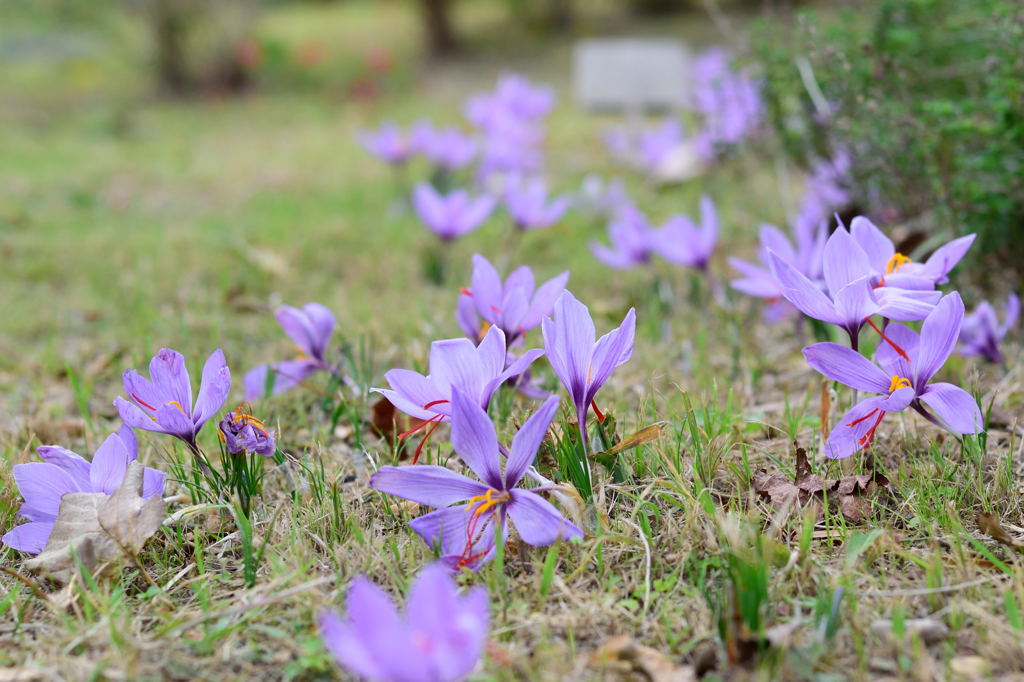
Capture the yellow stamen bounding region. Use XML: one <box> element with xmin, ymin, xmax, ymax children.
<box><xmin>478</xmin><ymin>321</ymin><xmax>492</xmax><ymax>342</ymax></box>
<box><xmin>167</xmin><ymin>400</ymin><xmax>186</xmax><ymax>413</ymax></box>
<box><xmin>295</xmin><ymin>345</ymin><xmax>309</xmax><ymax>361</ymax></box>
<box><xmin>465</xmin><ymin>489</ymin><xmax>510</xmax><ymax>517</ymax></box>
<box><xmin>885</xmin><ymin>252</ymin><xmax>912</xmax><ymax>274</ymax></box>
<box><xmin>888</xmin><ymin>375</ymin><xmax>912</xmax><ymax>392</ymax></box>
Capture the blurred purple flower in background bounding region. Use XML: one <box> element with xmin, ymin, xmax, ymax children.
<box><xmin>590</xmin><ymin>205</ymin><xmax>659</xmax><ymax>269</ymax></box>
<box><xmin>372</xmin><ymin>389</ymin><xmax>581</xmax><ymax>571</ymax></box>
<box><xmin>958</xmin><ymin>293</ymin><xmax>1019</xmax><ymax>364</ymax></box>
<box><xmin>115</xmin><ymin>348</ymin><xmax>231</xmax><ymax>452</ymax></box>
<box><xmin>689</xmin><ymin>48</ymin><xmax>763</xmax><ymax>153</ymax></box>
<box><xmin>504</xmin><ymin>176</ymin><xmax>571</xmax><ymax>231</ymax></box>
<box><xmin>466</xmin><ymin>74</ymin><xmax>551</xmax><ymax>183</ymax></box>
<box><xmin>654</xmin><ymin>195</ymin><xmax>719</xmax><ymax>271</ymax></box>
<box><xmin>319</xmin><ymin>562</ymin><xmax>488</xmax><ymax>681</ymax></box>
<box><xmin>411</xmin><ymin>121</ymin><xmax>478</xmax><ymax>171</ymax></box>
<box><xmin>577</xmin><ymin>175</ymin><xmax>631</xmax><ymax>218</ymax></box>
<box><xmin>804</xmin><ymin>293</ymin><xmax>983</xmax><ymax>458</ymax></box>
<box><xmin>2</xmin><ymin>426</ymin><xmax>165</xmax><ymax>554</ymax></box>
<box><xmin>244</xmin><ymin>303</ymin><xmax>337</xmax><ymax>400</ymax></box>
<box><xmin>412</xmin><ymin>183</ymin><xmax>496</xmax><ymax>241</ymax></box>
<box><xmin>458</xmin><ymin>254</ymin><xmax>568</xmax><ymax>344</ymax></box>
<box><xmin>358</xmin><ymin>122</ymin><xmax>415</xmax><ymax>165</ymax></box>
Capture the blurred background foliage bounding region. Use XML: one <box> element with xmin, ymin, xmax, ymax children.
<box><xmin>752</xmin><ymin>0</ymin><xmax>1024</xmax><ymax>282</ymax></box>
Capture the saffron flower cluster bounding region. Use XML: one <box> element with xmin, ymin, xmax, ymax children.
<box><xmin>958</xmin><ymin>293</ymin><xmax>1019</xmax><ymax>364</ymax></box>
<box><xmin>372</xmin><ymin>389</ymin><xmax>582</xmax><ymax>571</ymax></box>
<box><xmin>591</xmin><ymin>198</ymin><xmax>718</xmax><ymax>272</ymax></box>
<box><xmin>804</xmin><ymin>293</ymin><xmax>983</xmax><ymax>458</ymax></box>
<box><xmin>319</xmin><ymin>562</ymin><xmax>488</xmax><ymax>681</ymax></box>
<box><xmin>2</xmin><ymin>427</ymin><xmax>166</xmax><ymax>554</ymax></box>
<box><xmin>688</xmin><ymin>48</ymin><xmax>763</xmax><ymax>157</ymax></box>
<box><xmin>244</xmin><ymin>302</ymin><xmax>338</xmax><ymax>400</ymax></box>
<box><xmin>465</xmin><ymin>74</ymin><xmax>552</xmax><ymax>181</ymax></box>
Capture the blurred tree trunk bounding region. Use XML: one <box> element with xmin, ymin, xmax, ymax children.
<box><xmin>420</xmin><ymin>0</ymin><xmax>458</xmax><ymax>56</ymax></box>
<box><xmin>150</xmin><ymin>0</ymin><xmax>191</xmax><ymax>93</ymax></box>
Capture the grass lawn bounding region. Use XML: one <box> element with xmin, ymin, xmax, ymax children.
<box><xmin>1</xmin><ymin>1</ymin><xmax>1022</xmax><ymax>680</ymax></box>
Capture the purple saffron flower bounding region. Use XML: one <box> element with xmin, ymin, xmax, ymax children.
<box><xmin>689</xmin><ymin>48</ymin><xmax>763</xmax><ymax>151</ymax></box>
<box><xmin>590</xmin><ymin>205</ymin><xmax>659</xmax><ymax>269</ymax></box>
<box><xmin>115</xmin><ymin>348</ymin><xmax>231</xmax><ymax>452</ymax></box>
<box><xmin>373</xmin><ymin>326</ymin><xmax>543</xmax><ymax>462</ymax></box>
<box><xmin>769</xmin><ymin>225</ymin><xmax>940</xmax><ymax>345</ymax></box>
<box><xmin>244</xmin><ymin>303</ymin><xmax>337</xmax><ymax>400</ymax></box>
<box><xmin>319</xmin><ymin>562</ymin><xmax>488</xmax><ymax>682</ymax></box>
<box><xmin>412</xmin><ymin>183</ymin><xmax>496</xmax><ymax>241</ymax></box>
<box><xmin>654</xmin><ymin>195</ymin><xmax>719</xmax><ymax>271</ymax></box>
<box><xmin>958</xmin><ymin>293</ymin><xmax>1019</xmax><ymax>364</ymax></box>
<box><xmin>803</xmin><ymin>292</ymin><xmax>984</xmax><ymax>459</ymax></box>
<box><xmin>577</xmin><ymin>175</ymin><xmax>630</xmax><ymax>218</ymax></box>
<box><xmin>218</xmin><ymin>409</ymin><xmax>277</xmax><ymax>457</ymax></box>
<box><xmin>730</xmin><ymin>217</ymin><xmax>827</xmax><ymax>305</ymax></box>
<box><xmin>457</xmin><ymin>254</ymin><xmax>569</xmax><ymax>345</ymax></box>
<box><xmin>2</xmin><ymin>426</ymin><xmax>166</xmax><ymax>554</ymax></box>
<box><xmin>465</xmin><ymin>73</ymin><xmax>554</xmax><ymax>127</ymax></box>
<box><xmin>849</xmin><ymin>216</ymin><xmax>976</xmax><ymax>289</ymax></box>
<box><xmin>542</xmin><ymin>291</ymin><xmax>636</xmax><ymax>452</ymax></box>
<box><xmin>372</xmin><ymin>389</ymin><xmax>582</xmax><ymax>571</ymax></box>
<box><xmin>504</xmin><ymin>176</ymin><xmax>571</xmax><ymax>231</ymax></box>
<box><xmin>412</xmin><ymin>121</ymin><xmax>478</xmax><ymax>171</ymax></box>
<box><xmin>358</xmin><ymin>122</ymin><xmax>415</xmax><ymax>165</ymax></box>
<box><xmin>241</xmin><ymin>301</ymin><xmax>333</xmax><ymax>399</ymax></box>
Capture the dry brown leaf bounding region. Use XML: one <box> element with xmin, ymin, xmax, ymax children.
<box><xmin>25</xmin><ymin>461</ymin><xmax>165</xmax><ymax>584</ymax></box>
<box><xmin>590</xmin><ymin>635</ymin><xmax>696</xmax><ymax>682</ymax></box>
<box><xmin>599</xmin><ymin>422</ymin><xmax>667</xmax><ymax>457</ymax></box>
<box><xmin>976</xmin><ymin>512</ymin><xmax>1024</xmax><ymax>553</ymax></box>
<box><xmin>753</xmin><ymin>444</ymin><xmax>890</xmax><ymax>524</ymax></box>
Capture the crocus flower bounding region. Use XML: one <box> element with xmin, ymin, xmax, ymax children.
<box><xmin>319</xmin><ymin>562</ymin><xmax>488</xmax><ymax>682</ymax></box>
<box><xmin>803</xmin><ymin>292</ymin><xmax>984</xmax><ymax>459</ymax></box>
<box><xmin>542</xmin><ymin>291</ymin><xmax>636</xmax><ymax>452</ymax></box>
<box><xmin>504</xmin><ymin>176</ymin><xmax>570</xmax><ymax>231</ymax></box>
<box><xmin>465</xmin><ymin>73</ymin><xmax>554</xmax><ymax>127</ymax></box>
<box><xmin>729</xmin><ymin>214</ymin><xmax>827</xmax><ymax>308</ymax></box>
<box><xmin>577</xmin><ymin>175</ymin><xmax>631</xmax><ymax>218</ymax></box>
<box><xmin>218</xmin><ymin>408</ymin><xmax>277</xmax><ymax>457</ymax></box>
<box><xmin>590</xmin><ymin>205</ymin><xmax>659</xmax><ymax>269</ymax></box>
<box><xmin>372</xmin><ymin>389</ymin><xmax>582</xmax><ymax>571</ymax></box>
<box><xmin>373</xmin><ymin>326</ymin><xmax>543</xmax><ymax>461</ymax></box>
<box><xmin>357</xmin><ymin>122</ymin><xmax>415</xmax><ymax>165</ymax></box>
<box><xmin>769</xmin><ymin>225</ymin><xmax>940</xmax><ymax>346</ymax></box>
<box><xmin>654</xmin><ymin>195</ymin><xmax>718</xmax><ymax>271</ymax></box>
<box><xmin>958</xmin><ymin>293</ymin><xmax>1019</xmax><ymax>364</ymax></box>
<box><xmin>689</xmin><ymin>48</ymin><xmax>762</xmax><ymax>151</ymax></box>
<box><xmin>243</xmin><ymin>303</ymin><xmax>337</xmax><ymax>400</ymax></box>
<box><xmin>412</xmin><ymin>122</ymin><xmax>478</xmax><ymax>171</ymax></box>
<box><xmin>2</xmin><ymin>426</ymin><xmax>165</xmax><ymax>554</ymax></box>
<box><xmin>849</xmin><ymin>216</ymin><xmax>975</xmax><ymax>289</ymax></box>
<box><xmin>457</xmin><ymin>254</ymin><xmax>569</xmax><ymax>345</ymax></box>
<box><xmin>115</xmin><ymin>348</ymin><xmax>231</xmax><ymax>452</ymax></box>
<box><xmin>412</xmin><ymin>183</ymin><xmax>496</xmax><ymax>241</ymax></box>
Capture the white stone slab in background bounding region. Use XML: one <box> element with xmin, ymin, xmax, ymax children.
<box><xmin>573</xmin><ymin>38</ymin><xmax>690</xmax><ymax>112</ymax></box>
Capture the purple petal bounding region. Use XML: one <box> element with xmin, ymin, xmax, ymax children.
<box><xmin>922</xmin><ymin>234</ymin><xmax>975</xmax><ymax>284</ymax></box>
<box><xmin>371</xmin><ymin>465</ymin><xmax>490</xmax><ymax>508</ymax></box>
<box><xmin>142</xmin><ymin>467</ymin><xmax>166</xmax><ymax>499</ymax></box>
<box><xmin>875</xmin><ymin>287</ymin><xmax>940</xmax><ymax>321</ymax></box>
<box><xmin>121</xmin><ymin>369</ymin><xmax>161</xmax><ymax>417</ymax></box>
<box><xmin>155</xmin><ymin>402</ymin><xmax>197</xmax><ymax>441</ymax></box>
<box><xmin>918</xmin><ymin>382</ymin><xmax>984</xmax><ymax>434</ymax></box>
<box><xmin>914</xmin><ymin>292</ymin><xmax>964</xmax><ymax>388</ymax></box>
<box><xmin>475</xmin><ymin>325</ymin><xmax>507</xmax><ymax>384</ymax></box>
<box><xmin>149</xmin><ymin>348</ymin><xmax>193</xmax><ymax>419</ymax></box>
<box><xmin>449</xmin><ymin>389</ymin><xmax>503</xmax><ymax>489</ymax></box>
<box><xmin>1001</xmin><ymin>293</ymin><xmax>1020</xmax><ymax>337</ymax></box>
<box><xmin>456</xmin><ymin>293</ymin><xmax>481</xmax><ymax>340</ymax></box>
<box><xmin>301</xmin><ymin>303</ymin><xmax>336</xmax><ymax>359</ymax></box>
<box><xmin>520</xmin><ymin>271</ymin><xmax>569</xmax><ymax>331</ymax></box>
<box><xmin>549</xmin><ymin>291</ymin><xmax>596</xmax><ymax>399</ymax></box>
<box><xmin>505</xmin><ymin>395</ymin><xmax>560</xmax><ymax>489</ymax></box>
<box><xmin>587</xmin><ymin>307</ymin><xmax>636</xmax><ymax>401</ymax></box>
<box><xmin>508</xmin><ymin>489</ymin><xmax>583</xmax><ymax>545</ymax></box>
<box><xmin>495</xmin><ymin>348</ymin><xmax>544</xmax><ymax>387</ymax></box>
<box><xmin>470</xmin><ymin>254</ymin><xmax>504</xmax><ymax>323</ymax></box>
<box><xmin>12</xmin><ymin>462</ymin><xmax>80</xmax><ymax>521</ymax></box>
<box><xmin>276</xmin><ymin>305</ymin><xmax>318</xmax><ymax>358</ymax></box>
<box><xmin>768</xmin><ymin>252</ymin><xmax>842</xmax><ymax>324</ymax></box>
<box><xmin>822</xmin><ymin>228</ymin><xmax>871</xmax><ymax>297</ymax></box>
<box><xmin>429</xmin><ymin>337</ymin><xmax>487</xmax><ymax>398</ymax></box>
<box><xmin>2</xmin><ymin>521</ymin><xmax>54</xmax><ymax>554</ymax></box>
<box><xmin>849</xmin><ymin>216</ymin><xmax>894</xmax><ymax>270</ymax></box>
<box><xmin>192</xmin><ymin>349</ymin><xmax>231</xmax><ymax>429</ymax></box>
<box><xmin>874</xmin><ymin>323</ymin><xmax>919</xmax><ymax>379</ymax></box>
<box><xmin>832</xmin><ymin>277</ymin><xmax>878</xmax><ymax>332</ymax></box>
<box><xmin>824</xmin><ymin>388</ymin><xmax>914</xmax><ymax>459</ymax></box>
<box><xmin>89</xmin><ymin>431</ymin><xmax>135</xmax><ymax>495</ymax></box>
<box><xmin>36</xmin><ymin>446</ymin><xmax>90</xmax><ymax>489</ymax></box>
<box><xmin>378</xmin><ymin>368</ymin><xmax>448</xmax><ymax>421</ymax></box>
<box><xmin>409</xmin><ymin>506</ymin><xmax>496</xmax><ymax>569</ymax></box>
<box><xmin>802</xmin><ymin>342</ymin><xmax>891</xmax><ymax>393</ymax></box>
<box><xmin>115</xmin><ymin>396</ymin><xmax>169</xmax><ymax>435</ymax></box>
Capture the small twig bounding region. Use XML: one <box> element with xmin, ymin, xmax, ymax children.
<box><xmin>863</xmin><ymin>575</ymin><xmax>999</xmax><ymax>597</ymax></box>
<box><xmin>0</xmin><ymin>566</ymin><xmax>51</xmax><ymax>602</ymax></box>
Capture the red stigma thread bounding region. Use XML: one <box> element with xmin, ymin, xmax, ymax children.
<box><xmin>460</xmin><ymin>288</ymin><xmax>473</xmax><ymax>297</ymax></box>
<box><xmin>591</xmin><ymin>400</ymin><xmax>606</xmax><ymax>423</ymax></box>
<box><xmin>397</xmin><ymin>399</ymin><xmax>450</xmax><ymax>464</ymax></box>
<box><xmin>131</xmin><ymin>393</ymin><xmax>157</xmax><ymax>411</ymax></box>
<box><xmin>845</xmin><ymin>408</ymin><xmax>886</xmax><ymax>450</ymax></box>
<box><xmin>864</xmin><ymin>318</ymin><xmax>909</xmax><ymax>361</ymax></box>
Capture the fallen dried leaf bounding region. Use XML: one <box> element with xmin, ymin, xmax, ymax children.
<box><xmin>753</xmin><ymin>444</ymin><xmax>890</xmax><ymax>524</ymax></box>
<box><xmin>976</xmin><ymin>512</ymin><xmax>1024</xmax><ymax>553</ymax></box>
<box><xmin>590</xmin><ymin>635</ymin><xmax>696</xmax><ymax>682</ymax></box>
<box><xmin>599</xmin><ymin>422</ymin><xmax>667</xmax><ymax>457</ymax></box>
<box><xmin>25</xmin><ymin>461</ymin><xmax>165</xmax><ymax>584</ymax></box>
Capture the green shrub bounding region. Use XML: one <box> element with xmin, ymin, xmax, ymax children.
<box><xmin>751</xmin><ymin>0</ymin><xmax>1024</xmax><ymax>282</ymax></box>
